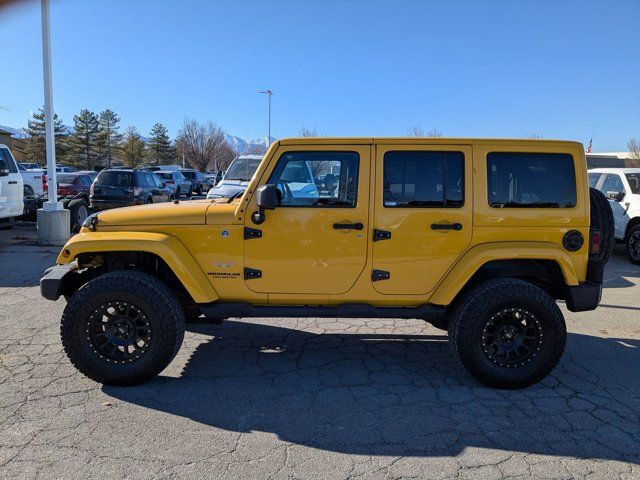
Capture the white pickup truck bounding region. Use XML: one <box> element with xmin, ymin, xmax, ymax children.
<box><xmin>18</xmin><ymin>162</ymin><xmax>46</xmax><ymax>196</ymax></box>
<box><xmin>0</xmin><ymin>144</ymin><xmax>24</xmax><ymax>226</ymax></box>
<box><xmin>589</xmin><ymin>168</ymin><xmax>640</xmax><ymax>264</ymax></box>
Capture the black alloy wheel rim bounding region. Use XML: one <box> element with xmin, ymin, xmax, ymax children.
<box><xmin>481</xmin><ymin>307</ymin><xmax>543</xmax><ymax>367</ymax></box>
<box><xmin>630</xmin><ymin>231</ymin><xmax>640</xmax><ymax>260</ymax></box>
<box><xmin>87</xmin><ymin>301</ymin><xmax>151</xmax><ymax>364</ymax></box>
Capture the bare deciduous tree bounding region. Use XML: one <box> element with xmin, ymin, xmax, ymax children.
<box><xmin>628</xmin><ymin>138</ymin><xmax>640</xmax><ymax>168</ymax></box>
<box><xmin>408</xmin><ymin>126</ymin><xmax>442</xmax><ymax>137</ymax></box>
<box><xmin>176</xmin><ymin>118</ymin><xmax>231</xmax><ymax>172</ymax></box>
<box><xmin>299</xmin><ymin>126</ymin><xmax>319</xmax><ymax>137</ymax></box>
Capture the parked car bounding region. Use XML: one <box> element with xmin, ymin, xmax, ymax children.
<box><xmin>589</xmin><ymin>167</ymin><xmax>640</xmax><ymax>264</ymax></box>
<box><xmin>41</xmin><ymin>137</ymin><xmax>613</xmax><ymax>389</ymax></box>
<box><xmin>155</xmin><ymin>170</ymin><xmax>192</xmax><ymax>198</ymax></box>
<box><xmin>57</xmin><ymin>171</ymin><xmax>97</xmax><ymax>198</ymax></box>
<box><xmin>206</xmin><ymin>170</ymin><xmax>225</xmax><ymax>187</ymax></box>
<box><xmin>90</xmin><ymin>169</ymin><xmax>172</xmax><ymax>211</ymax></box>
<box><xmin>0</xmin><ymin>144</ymin><xmax>24</xmax><ymax>227</ymax></box>
<box><xmin>206</xmin><ymin>155</ymin><xmax>262</xmax><ymax>199</ymax></box>
<box><xmin>180</xmin><ymin>169</ymin><xmax>211</xmax><ymax>195</ymax></box>
<box><xmin>17</xmin><ymin>162</ymin><xmax>46</xmax><ymax>196</ymax></box>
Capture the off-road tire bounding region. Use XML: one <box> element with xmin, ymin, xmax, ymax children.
<box><xmin>61</xmin><ymin>270</ymin><xmax>185</xmax><ymax>386</ymax></box>
<box><xmin>67</xmin><ymin>198</ymin><xmax>89</xmax><ymax>233</ymax></box>
<box><xmin>589</xmin><ymin>187</ymin><xmax>614</xmax><ymax>264</ymax></box>
<box><xmin>626</xmin><ymin>224</ymin><xmax>640</xmax><ymax>265</ymax></box>
<box><xmin>448</xmin><ymin>278</ymin><xmax>566</xmax><ymax>389</ymax></box>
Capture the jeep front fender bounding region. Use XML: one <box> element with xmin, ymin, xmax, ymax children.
<box><xmin>429</xmin><ymin>242</ymin><xmax>580</xmax><ymax>306</ymax></box>
<box><xmin>57</xmin><ymin>231</ymin><xmax>219</xmax><ymax>303</ymax></box>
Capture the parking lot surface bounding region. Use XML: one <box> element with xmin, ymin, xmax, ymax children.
<box><xmin>1</xmin><ymin>224</ymin><xmax>638</xmax><ymax>479</ymax></box>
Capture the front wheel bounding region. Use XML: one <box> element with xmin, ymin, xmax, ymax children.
<box><xmin>626</xmin><ymin>224</ymin><xmax>640</xmax><ymax>265</ymax></box>
<box><xmin>448</xmin><ymin>278</ymin><xmax>566</xmax><ymax>389</ymax></box>
<box><xmin>61</xmin><ymin>270</ymin><xmax>185</xmax><ymax>385</ymax></box>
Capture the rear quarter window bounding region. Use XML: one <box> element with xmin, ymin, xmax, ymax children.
<box><xmin>487</xmin><ymin>152</ymin><xmax>577</xmax><ymax>208</ymax></box>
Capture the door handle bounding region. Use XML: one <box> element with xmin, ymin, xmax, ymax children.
<box><xmin>431</xmin><ymin>223</ymin><xmax>462</xmax><ymax>231</ymax></box>
<box><xmin>333</xmin><ymin>222</ymin><xmax>364</xmax><ymax>230</ymax></box>
<box><xmin>8</xmin><ymin>181</ymin><xmax>17</xmax><ymax>184</ymax></box>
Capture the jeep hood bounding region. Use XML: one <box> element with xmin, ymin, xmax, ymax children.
<box><xmin>95</xmin><ymin>200</ymin><xmax>236</xmax><ymax>226</ymax></box>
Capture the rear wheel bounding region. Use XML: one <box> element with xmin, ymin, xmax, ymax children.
<box><xmin>61</xmin><ymin>270</ymin><xmax>185</xmax><ymax>386</ymax></box>
<box><xmin>626</xmin><ymin>224</ymin><xmax>640</xmax><ymax>265</ymax></box>
<box><xmin>589</xmin><ymin>187</ymin><xmax>614</xmax><ymax>264</ymax></box>
<box><xmin>449</xmin><ymin>278</ymin><xmax>566</xmax><ymax>389</ymax></box>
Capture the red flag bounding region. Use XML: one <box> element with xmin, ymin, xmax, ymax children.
<box><xmin>586</xmin><ymin>138</ymin><xmax>592</xmax><ymax>153</ymax></box>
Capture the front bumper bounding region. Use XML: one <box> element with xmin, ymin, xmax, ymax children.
<box><xmin>565</xmin><ymin>260</ymin><xmax>604</xmax><ymax>312</ymax></box>
<box><xmin>40</xmin><ymin>263</ymin><xmax>77</xmax><ymax>301</ymax></box>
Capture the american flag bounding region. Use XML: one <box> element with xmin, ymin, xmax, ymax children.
<box><xmin>586</xmin><ymin>137</ymin><xmax>592</xmax><ymax>153</ymax></box>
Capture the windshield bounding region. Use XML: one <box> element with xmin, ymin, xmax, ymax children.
<box><xmin>224</xmin><ymin>157</ymin><xmax>261</xmax><ymax>181</ymax></box>
<box><xmin>626</xmin><ymin>173</ymin><xmax>640</xmax><ymax>194</ymax></box>
<box><xmin>95</xmin><ymin>171</ymin><xmax>132</xmax><ymax>186</ymax></box>
<box><xmin>58</xmin><ymin>174</ymin><xmax>77</xmax><ymax>184</ymax></box>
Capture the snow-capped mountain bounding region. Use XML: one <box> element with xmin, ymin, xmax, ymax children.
<box><xmin>1</xmin><ymin>124</ymin><xmax>273</xmax><ymax>154</ymax></box>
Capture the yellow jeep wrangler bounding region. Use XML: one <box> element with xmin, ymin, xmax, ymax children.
<box><xmin>41</xmin><ymin>138</ymin><xmax>614</xmax><ymax>389</ymax></box>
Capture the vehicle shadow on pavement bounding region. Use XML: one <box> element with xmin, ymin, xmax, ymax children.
<box><xmin>104</xmin><ymin>320</ymin><xmax>640</xmax><ymax>463</ymax></box>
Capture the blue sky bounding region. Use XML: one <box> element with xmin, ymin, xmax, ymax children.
<box><xmin>1</xmin><ymin>0</ymin><xmax>639</xmax><ymax>151</ymax></box>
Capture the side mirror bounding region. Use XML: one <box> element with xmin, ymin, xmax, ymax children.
<box><xmin>606</xmin><ymin>190</ymin><xmax>625</xmax><ymax>202</ymax></box>
<box><xmin>252</xmin><ymin>184</ymin><xmax>278</xmax><ymax>224</ymax></box>
<box><xmin>0</xmin><ymin>159</ymin><xmax>9</xmax><ymax>177</ymax></box>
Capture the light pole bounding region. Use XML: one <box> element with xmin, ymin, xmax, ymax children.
<box><xmin>259</xmin><ymin>90</ymin><xmax>273</xmax><ymax>146</ymax></box>
<box><xmin>37</xmin><ymin>0</ymin><xmax>69</xmax><ymax>245</ymax></box>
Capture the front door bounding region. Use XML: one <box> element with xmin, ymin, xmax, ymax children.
<box><xmin>599</xmin><ymin>173</ymin><xmax>630</xmax><ymax>238</ymax></box>
<box><xmin>371</xmin><ymin>144</ymin><xmax>473</xmax><ymax>295</ymax></box>
<box><xmin>244</xmin><ymin>145</ymin><xmax>371</xmax><ymax>294</ymax></box>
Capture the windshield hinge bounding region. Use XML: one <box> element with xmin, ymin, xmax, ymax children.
<box><xmin>244</xmin><ymin>227</ymin><xmax>262</xmax><ymax>240</ymax></box>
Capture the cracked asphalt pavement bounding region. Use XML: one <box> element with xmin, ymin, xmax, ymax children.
<box><xmin>1</xmin><ymin>224</ymin><xmax>639</xmax><ymax>479</ymax></box>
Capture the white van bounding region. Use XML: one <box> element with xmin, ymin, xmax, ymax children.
<box><xmin>0</xmin><ymin>144</ymin><xmax>24</xmax><ymax>224</ymax></box>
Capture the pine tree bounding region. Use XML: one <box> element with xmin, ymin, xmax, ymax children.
<box><xmin>71</xmin><ymin>109</ymin><xmax>99</xmax><ymax>169</ymax></box>
<box><xmin>120</xmin><ymin>126</ymin><xmax>146</xmax><ymax>168</ymax></box>
<box><xmin>24</xmin><ymin>108</ymin><xmax>70</xmax><ymax>164</ymax></box>
<box><xmin>147</xmin><ymin>122</ymin><xmax>173</xmax><ymax>165</ymax></box>
<box><xmin>96</xmin><ymin>109</ymin><xmax>122</xmax><ymax>168</ymax></box>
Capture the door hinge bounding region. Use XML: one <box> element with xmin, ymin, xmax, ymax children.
<box><xmin>244</xmin><ymin>227</ymin><xmax>262</xmax><ymax>240</ymax></box>
<box><xmin>373</xmin><ymin>229</ymin><xmax>391</xmax><ymax>241</ymax></box>
<box><xmin>244</xmin><ymin>267</ymin><xmax>262</xmax><ymax>280</ymax></box>
<box><xmin>372</xmin><ymin>269</ymin><xmax>391</xmax><ymax>281</ymax></box>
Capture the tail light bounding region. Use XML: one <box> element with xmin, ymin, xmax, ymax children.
<box><xmin>42</xmin><ymin>174</ymin><xmax>47</xmax><ymax>192</ymax></box>
<box><xmin>133</xmin><ymin>186</ymin><xmax>142</xmax><ymax>196</ymax></box>
<box><xmin>590</xmin><ymin>229</ymin><xmax>602</xmax><ymax>256</ymax></box>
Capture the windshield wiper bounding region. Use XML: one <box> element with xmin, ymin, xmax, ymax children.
<box><xmin>226</xmin><ymin>190</ymin><xmax>244</xmax><ymax>203</ymax></box>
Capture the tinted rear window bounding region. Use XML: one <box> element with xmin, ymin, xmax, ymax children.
<box><xmin>487</xmin><ymin>152</ymin><xmax>576</xmax><ymax>208</ymax></box>
<box><xmin>181</xmin><ymin>171</ymin><xmax>195</xmax><ymax>179</ymax></box>
<box><xmin>57</xmin><ymin>174</ymin><xmax>77</xmax><ymax>184</ymax></box>
<box><xmin>157</xmin><ymin>172</ymin><xmax>172</xmax><ymax>179</ymax></box>
<box><xmin>96</xmin><ymin>171</ymin><xmax>132</xmax><ymax>187</ymax></box>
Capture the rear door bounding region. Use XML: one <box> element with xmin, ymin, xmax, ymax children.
<box><xmin>371</xmin><ymin>144</ymin><xmax>473</xmax><ymax>295</ymax></box>
<box><xmin>598</xmin><ymin>173</ymin><xmax>630</xmax><ymax>238</ymax></box>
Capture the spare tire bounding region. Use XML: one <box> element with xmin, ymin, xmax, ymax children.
<box><xmin>589</xmin><ymin>187</ymin><xmax>614</xmax><ymax>264</ymax></box>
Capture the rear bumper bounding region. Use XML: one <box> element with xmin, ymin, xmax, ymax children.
<box><xmin>565</xmin><ymin>260</ymin><xmax>604</xmax><ymax>312</ymax></box>
<box><xmin>40</xmin><ymin>263</ymin><xmax>77</xmax><ymax>301</ymax></box>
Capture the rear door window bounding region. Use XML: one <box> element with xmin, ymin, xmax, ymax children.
<box><xmin>383</xmin><ymin>151</ymin><xmax>464</xmax><ymax>207</ymax></box>
<box><xmin>600</xmin><ymin>174</ymin><xmax>625</xmax><ymax>195</ymax></box>
<box><xmin>487</xmin><ymin>152</ymin><xmax>577</xmax><ymax>208</ymax></box>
